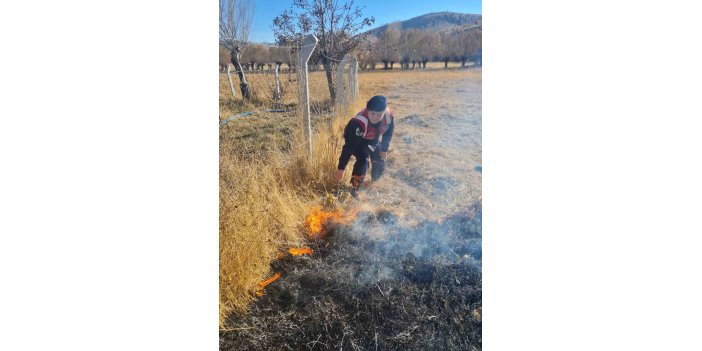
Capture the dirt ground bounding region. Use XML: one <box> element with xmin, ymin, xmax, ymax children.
<box><xmin>220</xmin><ymin>69</ymin><xmax>482</xmax><ymax>350</ymax></box>
<box><xmin>360</xmin><ymin>69</ymin><xmax>482</xmax><ymax>225</ymax></box>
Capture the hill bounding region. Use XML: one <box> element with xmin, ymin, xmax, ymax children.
<box><xmin>363</xmin><ymin>12</ymin><xmax>481</xmax><ymax>38</ymax></box>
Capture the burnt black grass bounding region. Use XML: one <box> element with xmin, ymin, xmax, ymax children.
<box><xmin>220</xmin><ymin>205</ymin><xmax>482</xmax><ymax>351</ymax></box>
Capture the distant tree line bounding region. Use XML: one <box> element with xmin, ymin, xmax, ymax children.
<box><xmin>220</xmin><ymin>45</ymin><xmax>296</xmax><ymax>73</ymax></box>
<box><xmin>220</xmin><ymin>0</ymin><xmax>480</xmax><ymax>102</ymax></box>
<box><xmin>359</xmin><ymin>27</ymin><xmax>481</xmax><ymax>70</ymax></box>
<box><xmin>221</xmin><ymin>27</ymin><xmax>481</xmax><ymax>76</ymax></box>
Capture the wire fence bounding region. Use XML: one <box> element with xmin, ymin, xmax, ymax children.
<box><xmin>219</xmin><ymin>41</ymin><xmax>358</xmax><ymax>129</ymax></box>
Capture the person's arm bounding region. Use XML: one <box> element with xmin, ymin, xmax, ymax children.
<box><xmin>379</xmin><ymin>115</ymin><xmax>394</xmax><ymax>156</ymax></box>
<box><xmin>337</xmin><ymin>120</ymin><xmax>364</xmax><ymax>170</ymax></box>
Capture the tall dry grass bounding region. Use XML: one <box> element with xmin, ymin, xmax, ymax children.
<box><xmin>219</xmin><ymin>67</ymin><xmax>478</xmax><ymax>327</ymax></box>
<box><xmin>219</xmin><ymin>90</ymin><xmax>376</xmax><ymax>327</ymax></box>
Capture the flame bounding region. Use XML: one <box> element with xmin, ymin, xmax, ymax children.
<box><xmin>255</xmin><ymin>272</ymin><xmax>282</xmax><ymax>297</ymax></box>
<box><xmin>303</xmin><ymin>206</ymin><xmax>364</xmax><ymax>238</ymax></box>
<box><xmin>289</xmin><ymin>247</ymin><xmax>313</xmax><ymax>256</ymax></box>
<box><xmin>304</xmin><ymin>206</ymin><xmax>343</xmax><ymax>238</ymax></box>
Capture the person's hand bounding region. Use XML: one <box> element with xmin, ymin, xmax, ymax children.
<box><xmin>380</xmin><ymin>151</ymin><xmax>387</xmax><ymax>160</ymax></box>
<box><xmin>334</xmin><ymin>169</ymin><xmax>345</xmax><ymax>183</ymax></box>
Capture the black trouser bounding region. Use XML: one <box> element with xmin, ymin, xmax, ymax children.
<box><xmin>351</xmin><ymin>142</ymin><xmax>386</xmax><ymax>184</ymax></box>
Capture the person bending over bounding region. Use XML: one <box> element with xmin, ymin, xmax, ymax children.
<box><xmin>335</xmin><ymin>95</ymin><xmax>395</xmax><ymax>195</ymax></box>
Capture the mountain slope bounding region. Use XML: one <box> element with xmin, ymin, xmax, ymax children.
<box><xmin>363</xmin><ymin>12</ymin><xmax>481</xmax><ymax>37</ymax></box>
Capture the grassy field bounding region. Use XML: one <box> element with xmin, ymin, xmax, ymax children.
<box><xmin>219</xmin><ymin>67</ymin><xmax>481</xmax><ymax>327</ymax></box>
<box><xmin>219</xmin><ymin>61</ymin><xmax>476</xmax><ymax>118</ymax></box>
<box><xmin>219</xmin><ymin>79</ymin><xmax>371</xmax><ymax>326</ymax></box>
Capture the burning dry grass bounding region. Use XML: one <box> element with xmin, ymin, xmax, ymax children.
<box><xmin>304</xmin><ymin>206</ymin><xmax>342</xmax><ymax>238</ymax></box>
<box><xmin>254</xmin><ymin>272</ymin><xmax>282</xmax><ymax>297</ymax></box>
<box><xmin>219</xmin><ymin>87</ymin><xmax>380</xmax><ymax>325</ymax></box>
<box><xmin>221</xmin><ymin>207</ymin><xmax>482</xmax><ymax>350</ymax></box>
<box><xmin>219</xmin><ymin>133</ymin><xmax>340</xmax><ymax>323</ymax></box>
<box><xmin>220</xmin><ymin>68</ymin><xmax>481</xmax><ymax>328</ymax></box>
<box><xmin>288</xmin><ymin>247</ymin><xmax>313</xmax><ymax>256</ymax></box>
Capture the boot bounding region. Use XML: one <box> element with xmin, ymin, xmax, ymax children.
<box><xmin>350</xmin><ymin>175</ymin><xmax>364</xmax><ymax>198</ymax></box>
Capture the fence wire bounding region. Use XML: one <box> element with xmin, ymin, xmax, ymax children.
<box><xmin>219</xmin><ymin>43</ymin><xmax>359</xmax><ymax>128</ymax></box>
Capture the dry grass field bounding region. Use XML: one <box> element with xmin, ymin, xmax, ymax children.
<box><xmin>219</xmin><ymin>77</ymin><xmax>365</xmax><ymax>325</ymax></box>
<box><xmin>219</xmin><ymin>66</ymin><xmax>481</xmax><ymax>338</ymax></box>
<box><xmin>219</xmin><ymin>70</ymin><xmax>335</xmax><ymax>118</ymax></box>
<box><xmin>219</xmin><ymin>62</ymin><xmax>474</xmax><ymax>119</ymax></box>
<box><xmin>355</xmin><ymin>68</ymin><xmax>482</xmax><ymax>224</ymax></box>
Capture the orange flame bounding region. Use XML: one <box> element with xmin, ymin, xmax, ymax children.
<box><xmin>304</xmin><ymin>207</ymin><xmax>343</xmax><ymax>238</ymax></box>
<box><xmin>255</xmin><ymin>272</ymin><xmax>282</xmax><ymax>297</ymax></box>
<box><xmin>289</xmin><ymin>247</ymin><xmax>313</xmax><ymax>256</ymax></box>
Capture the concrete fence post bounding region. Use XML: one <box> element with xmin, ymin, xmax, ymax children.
<box><xmin>297</xmin><ymin>34</ymin><xmax>318</xmax><ymax>160</ymax></box>
<box><xmin>335</xmin><ymin>54</ymin><xmax>354</xmax><ymax>111</ymax></box>
<box><xmin>350</xmin><ymin>57</ymin><xmax>359</xmax><ymax>100</ymax></box>
<box><xmin>273</xmin><ymin>63</ymin><xmax>281</xmax><ymax>102</ymax></box>
<box><xmin>226</xmin><ymin>64</ymin><xmax>236</xmax><ymax>98</ymax></box>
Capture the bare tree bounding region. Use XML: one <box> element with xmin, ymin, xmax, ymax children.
<box><xmin>377</xmin><ymin>28</ymin><xmax>400</xmax><ymax>70</ymax></box>
<box><xmin>457</xmin><ymin>27</ymin><xmax>481</xmax><ymax>68</ymax></box>
<box><xmin>354</xmin><ymin>38</ymin><xmax>375</xmax><ymax>70</ymax></box>
<box><xmin>399</xmin><ymin>29</ymin><xmax>421</xmax><ymax>69</ymax></box>
<box><xmin>365</xmin><ymin>46</ymin><xmax>380</xmax><ymax>70</ymax></box>
<box><xmin>417</xmin><ymin>30</ymin><xmax>440</xmax><ymax>69</ymax></box>
<box><xmin>219</xmin><ymin>46</ymin><xmax>231</xmax><ymax>72</ymax></box>
<box><xmin>219</xmin><ymin>0</ymin><xmax>254</xmax><ymax>99</ymax></box>
<box><xmin>439</xmin><ymin>31</ymin><xmax>459</xmax><ymax>69</ymax></box>
<box><xmin>268</xmin><ymin>46</ymin><xmax>286</xmax><ymax>71</ymax></box>
<box><xmin>472</xmin><ymin>47</ymin><xmax>482</xmax><ymax>66</ymax></box>
<box><xmin>241</xmin><ymin>44</ymin><xmax>268</xmax><ymax>71</ymax></box>
<box><xmin>273</xmin><ymin>0</ymin><xmax>374</xmax><ymax>102</ymax></box>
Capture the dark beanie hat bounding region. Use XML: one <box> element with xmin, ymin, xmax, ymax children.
<box><xmin>366</xmin><ymin>95</ymin><xmax>387</xmax><ymax>112</ymax></box>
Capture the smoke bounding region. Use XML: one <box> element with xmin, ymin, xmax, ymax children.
<box><xmin>325</xmin><ymin>202</ymin><xmax>482</xmax><ymax>288</ymax></box>
<box><xmin>222</xmin><ymin>203</ymin><xmax>483</xmax><ymax>350</ymax></box>
<box><xmin>324</xmin><ymin>73</ymin><xmax>483</xmax><ymax>291</ymax></box>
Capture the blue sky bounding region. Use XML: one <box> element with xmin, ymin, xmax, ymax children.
<box><xmin>249</xmin><ymin>0</ymin><xmax>482</xmax><ymax>43</ymax></box>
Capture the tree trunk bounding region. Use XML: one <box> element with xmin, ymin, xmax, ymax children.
<box><xmin>390</xmin><ymin>61</ymin><xmax>395</xmax><ymax>69</ymax></box>
<box><xmin>383</xmin><ymin>60</ymin><xmax>389</xmax><ymax>70</ymax></box>
<box><xmin>461</xmin><ymin>57</ymin><xmax>466</xmax><ymax>67</ymax></box>
<box><xmin>231</xmin><ymin>49</ymin><xmax>251</xmax><ymax>100</ymax></box>
<box><xmin>444</xmin><ymin>59</ymin><xmax>449</xmax><ymax>68</ymax></box>
<box><xmin>411</xmin><ymin>61</ymin><xmax>416</xmax><ymax>70</ymax></box>
<box><xmin>321</xmin><ymin>55</ymin><xmax>336</xmax><ymax>102</ymax></box>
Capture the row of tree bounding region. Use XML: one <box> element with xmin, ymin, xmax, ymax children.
<box><xmin>220</xmin><ymin>0</ymin><xmax>480</xmax><ymax>101</ymax></box>
<box><xmin>220</xmin><ymin>26</ymin><xmax>482</xmax><ymax>74</ymax></box>
<box><xmin>358</xmin><ymin>27</ymin><xmax>481</xmax><ymax>70</ymax></box>
<box><xmin>219</xmin><ymin>46</ymin><xmax>295</xmax><ymax>73</ymax></box>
